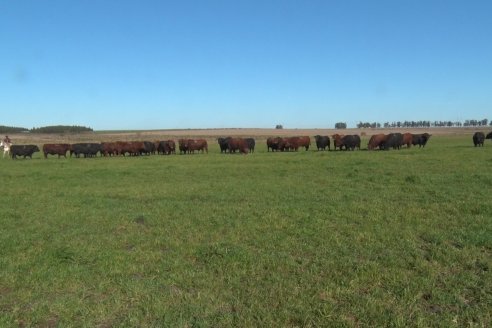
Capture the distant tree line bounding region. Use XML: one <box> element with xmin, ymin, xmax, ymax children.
<box><xmin>336</xmin><ymin>119</ymin><xmax>491</xmax><ymax>129</ymax></box>
<box><xmin>0</xmin><ymin>125</ymin><xmax>93</xmax><ymax>134</ymax></box>
<box><xmin>0</xmin><ymin>125</ymin><xmax>29</xmax><ymax>134</ymax></box>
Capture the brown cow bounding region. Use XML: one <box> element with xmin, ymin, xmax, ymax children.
<box><xmin>42</xmin><ymin>143</ymin><xmax>71</xmax><ymax>158</ymax></box>
<box><xmin>101</xmin><ymin>142</ymin><xmax>119</xmax><ymax>156</ymax></box>
<box><xmin>187</xmin><ymin>139</ymin><xmax>208</xmax><ymax>154</ymax></box>
<box><xmin>332</xmin><ymin>134</ymin><xmax>344</xmax><ymax>150</ymax></box>
<box><xmin>402</xmin><ymin>133</ymin><xmax>413</xmax><ymax>148</ymax></box>
<box><xmin>118</xmin><ymin>141</ymin><xmax>146</xmax><ymax>156</ymax></box>
<box><xmin>228</xmin><ymin>138</ymin><xmax>249</xmax><ymax>154</ymax></box>
<box><xmin>296</xmin><ymin>136</ymin><xmax>311</xmax><ymax>151</ymax></box>
<box><xmin>367</xmin><ymin>134</ymin><xmax>387</xmax><ymax>150</ymax></box>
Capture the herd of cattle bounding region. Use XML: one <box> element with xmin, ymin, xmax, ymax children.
<box><xmin>4</xmin><ymin>132</ymin><xmax>492</xmax><ymax>159</ymax></box>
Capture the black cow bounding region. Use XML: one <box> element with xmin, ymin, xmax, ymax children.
<box><xmin>245</xmin><ymin>138</ymin><xmax>255</xmax><ymax>153</ymax></box>
<box><xmin>218</xmin><ymin>137</ymin><xmax>231</xmax><ymax>153</ymax></box>
<box><xmin>412</xmin><ymin>133</ymin><xmax>431</xmax><ymax>148</ymax></box>
<box><xmin>383</xmin><ymin>133</ymin><xmax>403</xmax><ymax>150</ymax></box>
<box><xmin>70</xmin><ymin>143</ymin><xmax>102</xmax><ymax>158</ymax></box>
<box><xmin>473</xmin><ymin>132</ymin><xmax>485</xmax><ymax>147</ymax></box>
<box><xmin>487</xmin><ymin>132</ymin><xmax>492</xmax><ymax>140</ymax></box>
<box><xmin>11</xmin><ymin>145</ymin><xmax>40</xmax><ymax>159</ymax></box>
<box><xmin>142</xmin><ymin>141</ymin><xmax>156</xmax><ymax>155</ymax></box>
<box><xmin>314</xmin><ymin>135</ymin><xmax>330</xmax><ymax>151</ymax></box>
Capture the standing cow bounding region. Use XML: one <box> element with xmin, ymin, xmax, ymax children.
<box><xmin>473</xmin><ymin>132</ymin><xmax>485</xmax><ymax>147</ymax></box>
<box><xmin>11</xmin><ymin>145</ymin><xmax>40</xmax><ymax>159</ymax></box>
<box><xmin>314</xmin><ymin>135</ymin><xmax>330</xmax><ymax>151</ymax></box>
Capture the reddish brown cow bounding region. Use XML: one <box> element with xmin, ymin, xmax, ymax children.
<box><xmin>42</xmin><ymin>144</ymin><xmax>71</xmax><ymax>158</ymax></box>
<box><xmin>332</xmin><ymin>134</ymin><xmax>344</xmax><ymax>150</ymax></box>
<box><xmin>227</xmin><ymin>138</ymin><xmax>249</xmax><ymax>154</ymax></box>
<box><xmin>101</xmin><ymin>142</ymin><xmax>119</xmax><ymax>156</ymax></box>
<box><xmin>187</xmin><ymin>139</ymin><xmax>208</xmax><ymax>154</ymax></box>
<box><xmin>296</xmin><ymin>136</ymin><xmax>311</xmax><ymax>151</ymax></box>
<box><xmin>367</xmin><ymin>134</ymin><xmax>387</xmax><ymax>150</ymax></box>
<box><xmin>402</xmin><ymin>133</ymin><xmax>413</xmax><ymax>148</ymax></box>
<box><xmin>118</xmin><ymin>141</ymin><xmax>146</xmax><ymax>156</ymax></box>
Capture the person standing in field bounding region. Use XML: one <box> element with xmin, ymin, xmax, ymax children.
<box><xmin>3</xmin><ymin>136</ymin><xmax>11</xmax><ymax>144</ymax></box>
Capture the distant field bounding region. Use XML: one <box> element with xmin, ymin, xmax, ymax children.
<box><xmin>0</xmin><ymin>134</ymin><xmax>491</xmax><ymax>326</ymax></box>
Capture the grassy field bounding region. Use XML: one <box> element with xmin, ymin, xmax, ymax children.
<box><xmin>0</xmin><ymin>135</ymin><xmax>491</xmax><ymax>327</ymax></box>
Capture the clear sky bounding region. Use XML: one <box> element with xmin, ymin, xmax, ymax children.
<box><xmin>1</xmin><ymin>0</ymin><xmax>491</xmax><ymax>130</ymax></box>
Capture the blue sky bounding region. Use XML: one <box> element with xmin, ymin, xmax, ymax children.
<box><xmin>1</xmin><ymin>0</ymin><xmax>491</xmax><ymax>130</ymax></box>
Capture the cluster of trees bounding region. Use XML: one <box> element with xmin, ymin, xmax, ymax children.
<box><xmin>336</xmin><ymin>119</ymin><xmax>491</xmax><ymax>129</ymax></box>
<box><xmin>0</xmin><ymin>125</ymin><xmax>93</xmax><ymax>134</ymax></box>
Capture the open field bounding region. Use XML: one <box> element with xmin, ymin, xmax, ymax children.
<box><xmin>0</xmin><ymin>132</ymin><xmax>491</xmax><ymax>326</ymax></box>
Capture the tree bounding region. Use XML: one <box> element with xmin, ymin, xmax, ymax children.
<box><xmin>335</xmin><ymin>122</ymin><xmax>347</xmax><ymax>129</ymax></box>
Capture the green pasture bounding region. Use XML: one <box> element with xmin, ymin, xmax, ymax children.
<box><xmin>0</xmin><ymin>135</ymin><xmax>491</xmax><ymax>327</ymax></box>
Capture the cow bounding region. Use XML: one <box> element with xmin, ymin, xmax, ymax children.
<box><xmin>487</xmin><ymin>132</ymin><xmax>492</xmax><ymax>140</ymax></box>
<box><xmin>332</xmin><ymin>134</ymin><xmax>360</xmax><ymax>151</ymax></box>
<box><xmin>382</xmin><ymin>133</ymin><xmax>403</xmax><ymax>150</ymax></box>
<box><xmin>218</xmin><ymin>137</ymin><xmax>231</xmax><ymax>153</ymax></box>
<box><xmin>42</xmin><ymin>143</ymin><xmax>71</xmax><ymax>158</ymax></box>
<box><xmin>142</xmin><ymin>141</ymin><xmax>156</xmax><ymax>155</ymax></box>
<box><xmin>267</xmin><ymin>137</ymin><xmax>281</xmax><ymax>152</ymax></box>
<box><xmin>297</xmin><ymin>136</ymin><xmax>311</xmax><ymax>151</ymax></box>
<box><xmin>402</xmin><ymin>133</ymin><xmax>413</xmax><ymax>148</ymax></box>
<box><xmin>412</xmin><ymin>133</ymin><xmax>431</xmax><ymax>148</ymax></box>
<box><xmin>178</xmin><ymin>139</ymin><xmax>190</xmax><ymax>154</ymax></box>
<box><xmin>245</xmin><ymin>138</ymin><xmax>255</xmax><ymax>153</ymax></box>
<box><xmin>227</xmin><ymin>138</ymin><xmax>249</xmax><ymax>154</ymax></box>
<box><xmin>11</xmin><ymin>145</ymin><xmax>40</xmax><ymax>159</ymax></box>
<box><xmin>314</xmin><ymin>135</ymin><xmax>330</xmax><ymax>151</ymax></box>
<box><xmin>157</xmin><ymin>140</ymin><xmax>175</xmax><ymax>155</ymax></box>
<box><xmin>70</xmin><ymin>143</ymin><xmax>102</xmax><ymax>158</ymax></box>
<box><xmin>187</xmin><ymin>139</ymin><xmax>208</xmax><ymax>154</ymax></box>
<box><xmin>473</xmin><ymin>132</ymin><xmax>485</xmax><ymax>147</ymax></box>
<box><xmin>367</xmin><ymin>134</ymin><xmax>387</xmax><ymax>150</ymax></box>
<box><xmin>101</xmin><ymin>142</ymin><xmax>119</xmax><ymax>156</ymax></box>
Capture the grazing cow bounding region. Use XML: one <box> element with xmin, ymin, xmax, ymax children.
<box><xmin>11</xmin><ymin>145</ymin><xmax>40</xmax><ymax>159</ymax></box>
<box><xmin>245</xmin><ymin>138</ymin><xmax>255</xmax><ymax>153</ymax></box>
<box><xmin>42</xmin><ymin>143</ymin><xmax>71</xmax><ymax>159</ymax></box>
<box><xmin>382</xmin><ymin>133</ymin><xmax>403</xmax><ymax>150</ymax></box>
<box><xmin>412</xmin><ymin>133</ymin><xmax>431</xmax><ymax>148</ymax></box>
<box><xmin>473</xmin><ymin>132</ymin><xmax>485</xmax><ymax>147</ymax></box>
<box><xmin>267</xmin><ymin>137</ymin><xmax>282</xmax><ymax>152</ymax></box>
<box><xmin>70</xmin><ymin>143</ymin><xmax>102</xmax><ymax>158</ymax></box>
<box><xmin>227</xmin><ymin>138</ymin><xmax>249</xmax><ymax>154</ymax></box>
<box><xmin>402</xmin><ymin>133</ymin><xmax>413</xmax><ymax>148</ymax></box>
<box><xmin>367</xmin><ymin>134</ymin><xmax>387</xmax><ymax>150</ymax></box>
<box><xmin>314</xmin><ymin>135</ymin><xmax>330</xmax><ymax>151</ymax></box>
<box><xmin>218</xmin><ymin>137</ymin><xmax>231</xmax><ymax>153</ymax></box>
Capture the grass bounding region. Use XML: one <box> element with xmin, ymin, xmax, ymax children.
<box><xmin>0</xmin><ymin>135</ymin><xmax>491</xmax><ymax>327</ymax></box>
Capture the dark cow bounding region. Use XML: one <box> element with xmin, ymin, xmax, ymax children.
<box><xmin>245</xmin><ymin>138</ymin><xmax>255</xmax><ymax>153</ymax></box>
<box><xmin>218</xmin><ymin>137</ymin><xmax>231</xmax><ymax>153</ymax></box>
<box><xmin>367</xmin><ymin>134</ymin><xmax>387</xmax><ymax>150</ymax></box>
<box><xmin>382</xmin><ymin>133</ymin><xmax>403</xmax><ymax>150</ymax></box>
<box><xmin>314</xmin><ymin>135</ymin><xmax>330</xmax><ymax>151</ymax></box>
<box><xmin>11</xmin><ymin>145</ymin><xmax>40</xmax><ymax>159</ymax></box>
<box><xmin>473</xmin><ymin>132</ymin><xmax>485</xmax><ymax>147</ymax></box>
<box><xmin>228</xmin><ymin>138</ymin><xmax>249</xmax><ymax>154</ymax></box>
<box><xmin>178</xmin><ymin>139</ymin><xmax>190</xmax><ymax>154</ymax></box>
<box><xmin>267</xmin><ymin>137</ymin><xmax>281</xmax><ymax>152</ymax></box>
<box><xmin>487</xmin><ymin>132</ymin><xmax>492</xmax><ymax>140</ymax></box>
<box><xmin>70</xmin><ymin>143</ymin><xmax>102</xmax><ymax>158</ymax></box>
<box><xmin>42</xmin><ymin>143</ymin><xmax>71</xmax><ymax>158</ymax></box>
<box><xmin>332</xmin><ymin>134</ymin><xmax>360</xmax><ymax>151</ymax></box>
<box><xmin>158</xmin><ymin>140</ymin><xmax>175</xmax><ymax>155</ymax></box>
<box><xmin>412</xmin><ymin>133</ymin><xmax>431</xmax><ymax>148</ymax></box>
<box><xmin>142</xmin><ymin>141</ymin><xmax>156</xmax><ymax>155</ymax></box>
